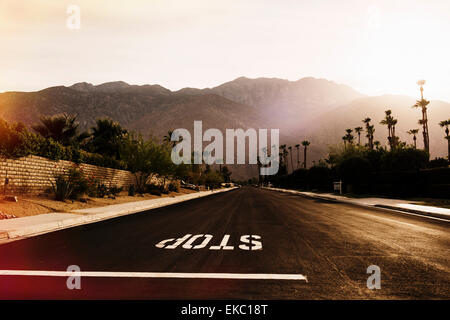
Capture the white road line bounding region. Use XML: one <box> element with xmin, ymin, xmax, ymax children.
<box><xmin>0</xmin><ymin>270</ymin><xmax>308</xmax><ymax>281</ymax></box>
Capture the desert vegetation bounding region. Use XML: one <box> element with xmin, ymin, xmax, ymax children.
<box><xmin>267</xmin><ymin>81</ymin><xmax>450</xmax><ymax>198</ymax></box>
<box><xmin>0</xmin><ymin>115</ymin><xmax>229</xmax><ymax>201</ymax></box>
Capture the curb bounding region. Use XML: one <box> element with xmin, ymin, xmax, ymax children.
<box><xmin>0</xmin><ymin>187</ymin><xmax>237</xmax><ymax>244</ymax></box>
<box><xmin>264</xmin><ymin>187</ymin><xmax>450</xmax><ymax>222</ymax></box>
<box><xmin>373</xmin><ymin>204</ymin><xmax>450</xmax><ymax>221</ymax></box>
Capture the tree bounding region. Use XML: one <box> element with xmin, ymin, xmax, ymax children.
<box><xmin>220</xmin><ymin>165</ymin><xmax>232</xmax><ymax>182</ymax></box>
<box><xmin>204</xmin><ymin>170</ymin><xmax>224</xmax><ymax>190</ymax></box>
<box><xmin>380</xmin><ymin>110</ymin><xmax>398</xmax><ymax>150</ymax></box>
<box><xmin>0</xmin><ymin>119</ymin><xmax>29</xmax><ymax>157</ymax></box>
<box><xmin>407</xmin><ymin>129</ymin><xmax>419</xmax><ymax>149</ymax></box>
<box><xmin>363</xmin><ymin>118</ymin><xmax>374</xmax><ymax>149</ymax></box>
<box><xmin>295</xmin><ymin>144</ymin><xmax>300</xmax><ymax>169</ymax></box>
<box><xmin>288</xmin><ymin>146</ymin><xmax>294</xmax><ymax>173</ymax></box>
<box><xmin>32</xmin><ymin>113</ymin><xmax>79</xmax><ymax>146</ymax></box>
<box><xmin>354</xmin><ymin>127</ymin><xmax>363</xmax><ymax>146</ymax></box>
<box><xmin>380</xmin><ymin>111</ymin><xmax>392</xmax><ymax>145</ymax></box>
<box><xmin>119</xmin><ymin>134</ymin><xmax>155</xmax><ymax>193</ymax></box>
<box><xmin>439</xmin><ymin>119</ymin><xmax>450</xmax><ymax>160</ymax></box>
<box><xmin>88</xmin><ymin>118</ymin><xmax>128</xmax><ymax>159</ymax></box>
<box><xmin>301</xmin><ymin>140</ymin><xmax>310</xmax><ymax>169</ymax></box>
<box><xmin>163</xmin><ymin>129</ymin><xmax>181</xmax><ymax>148</ymax></box>
<box><xmin>279</xmin><ymin>144</ymin><xmax>288</xmax><ymax>174</ymax></box>
<box><xmin>342</xmin><ymin>129</ymin><xmax>354</xmax><ymax>148</ymax></box>
<box><xmin>413</xmin><ymin>80</ymin><xmax>430</xmax><ymax>155</ymax></box>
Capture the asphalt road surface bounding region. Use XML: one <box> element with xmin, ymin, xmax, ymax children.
<box><xmin>0</xmin><ymin>187</ymin><xmax>449</xmax><ymax>299</ymax></box>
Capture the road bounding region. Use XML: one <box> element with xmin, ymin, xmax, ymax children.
<box><xmin>0</xmin><ymin>187</ymin><xmax>449</xmax><ymax>299</ymax></box>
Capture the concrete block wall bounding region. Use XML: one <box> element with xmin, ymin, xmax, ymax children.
<box><xmin>0</xmin><ymin>155</ymin><xmax>135</xmax><ymax>194</ymax></box>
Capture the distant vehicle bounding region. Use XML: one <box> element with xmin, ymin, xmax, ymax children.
<box><xmin>181</xmin><ymin>180</ymin><xmax>198</xmax><ymax>190</ymax></box>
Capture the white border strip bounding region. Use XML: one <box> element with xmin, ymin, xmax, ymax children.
<box><xmin>0</xmin><ymin>270</ymin><xmax>307</xmax><ymax>281</ymax></box>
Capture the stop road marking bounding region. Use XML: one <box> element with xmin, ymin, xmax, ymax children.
<box><xmin>155</xmin><ymin>234</ymin><xmax>262</xmax><ymax>251</ymax></box>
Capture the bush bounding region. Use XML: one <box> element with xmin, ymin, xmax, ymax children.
<box><xmin>149</xmin><ymin>189</ymin><xmax>162</xmax><ymax>196</ymax></box>
<box><xmin>307</xmin><ymin>166</ymin><xmax>332</xmax><ymax>191</ymax></box>
<box><xmin>50</xmin><ymin>175</ymin><xmax>73</xmax><ymax>201</ymax></box>
<box><xmin>95</xmin><ymin>183</ymin><xmax>108</xmax><ymax>198</ymax></box>
<box><xmin>109</xmin><ymin>186</ymin><xmax>123</xmax><ymax>197</ymax></box>
<box><xmin>159</xmin><ymin>184</ymin><xmax>170</xmax><ymax>194</ymax></box>
<box><xmin>145</xmin><ymin>183</ymin><xmax>159</xmax><ymax>193</ymax></box>
<box><xmin>381</xmin><ymin>148</ymin><xmax>429</xmax><ymax>171</ymax></box>
<box><xmin>338</xmin><ymin>156</ymin><xmax>372</xmax><ymax>183</ymax></box>
<box><xmin>67</xmin><ymin>167</ymin><xmax>88</xmax><ymax>199</ymax></box>
<box><xmin>428</xmin><ymin>157</ymin><xmax>449</xmax><ymax>169</ymax></box>
<box><xmin>168</xmin><ymin>182</ymin><xmax>179</xmax><ymax>192</ymax></box>
<box><xmin>81</xmin><ymin>151</ymin><xmax>126</xmax><ymax>170</ymax></box>
<box><xmin>128</xmin><ymin>184</ymin><xmax>136</xmax><ymax>196</ymax></box>
<box><xmin>37</xmin><ymin>138</ymin><xmax>69</xmax><ymax>161</ymax></box>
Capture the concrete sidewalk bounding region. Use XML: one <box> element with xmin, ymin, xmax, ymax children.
<box><xmin>0</xmin><ymin>188</ymin><xmax>236</xmax><ymax>243</ymax></box>
<box><xmin>266</xmin><ymin>187</ymin><xmax>450</xmax><ymax>221</ymax></box>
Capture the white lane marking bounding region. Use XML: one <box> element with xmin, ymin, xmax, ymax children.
<box><xmin>0</xmin><ymin>270</ymin><xmax>307</xmax><ymax>281</ymax></box>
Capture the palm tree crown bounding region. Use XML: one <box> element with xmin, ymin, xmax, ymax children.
<box><xmin>32</xmin><ymin>113</ymin><xmax>79</xmax><ymax>146</ymax></box>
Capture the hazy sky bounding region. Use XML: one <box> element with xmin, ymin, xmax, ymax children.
<box><xmin>1</xmin><ymin>0</ymin><xmax>450</xmax><ymax>101</ymax></box>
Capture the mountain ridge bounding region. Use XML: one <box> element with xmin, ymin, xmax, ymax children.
<box><xmin>1</xmin><ymin>77</ymin><xmax>448</xmax><ymax>178</ymax></box>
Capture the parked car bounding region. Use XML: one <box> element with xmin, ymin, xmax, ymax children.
<box><xmin>181</xmin><ymin>180</ymin><xmax>198</xmax><ymax>190</ymax></box>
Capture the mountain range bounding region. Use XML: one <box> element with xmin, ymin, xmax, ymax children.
<box><xmin>0</xmin><ymin>77</ymin><xmax>448</xmax><ymax>179</ymax></box>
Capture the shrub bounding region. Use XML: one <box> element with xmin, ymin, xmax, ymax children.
<box><xmin>95</xmin><ymin>183</ymin><xmax>108</xmax><ymax>198</ymax></box>
<box><xmin>160</xmin><ymin>186</ymin><xmax>169</xmax><ymax>194</ymax></box>
<box><xmin>307</xmin><ymin>166</ymin><xmax>332</xmax><ymax>191</ymax></box>
<box><xmin>168</xmin><ymin>182</ymin><xmax>179</xmax><ymax>192</ymax></box>
<box><xmin>50</xmin><ymin>175</ymin><xmax>73</xmax><ymax>201</ymax></box>
<box><xmin>145</xmin><ymin>183</ymin><xmax>159</xmax><ymax>193</ymax></box>
<box><xmin>149</xmin><ymin>189</ymin><xmax>162</xmax><ymax>196</ymax></box>
<box><xmin>338</xmin><ymin>156</ymin><xmax>372</xmax><ymax>193</ymax></box>
<box><xmin>0</xmin><ymin>120</ymin><xmax>31</xmax><ymax>158</ymax></box>
<box><xmin>109</xmin><ymin>186</ymin><xmax>123</xmax><ymax>197</ymax></box>
<box><xmin>381</xmin><ymin>148</ymin><xmax>429</xmax><ymax>171</ymax></box>
<box><xmin>67</xmin><ymin>167</ymin><xmax>88</xmax><ymax>199</ymax></box>
<box><xmin>428</xmin><ymin>157</ymin><xmax>449</xmax><ymax>169</ymax></box>
<box><xmin>86</xmin><ymin>175</ymin><xmax>101</xmax><ymax>197</ymax></box>
<box><xmin>38</xmin><ymin>138</ymin><xmax>69</xmax><ymax>161</ymax></box>
<box><xmin>128</xmin><ymin>184</ymin><xmax>136</xmax><ymax>196</ymax></box>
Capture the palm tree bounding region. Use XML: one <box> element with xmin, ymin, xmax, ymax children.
<box><xmin>163</xmin><ymin>129</ymin><xmax>181</xmax><ymax>148</ymax></box>
<box><xmin>380</xmin><ymin>110</ymin><xmax>397</xmax><ymax>150</ymax></box>
<box><xmin>363</xmin><ymin>118</ymin><xmax>374</xmax><ymax>149</ymax></box>
<box><xmin>279</xmin><ymin>144</ymin><xmax>288</xmax><ymax>174</ymax></box>
<box><xmin>366</xmin><ymin>125</ymin><xmax>375</xmax><ymax>149</ymax></box>
<box><xmin>89</xmin><ymin>118</ymin><xmax>128</xmax><ymax>158</ymax></box>
<box><xmin>32</xmin><ymin>113</ymin><xmax>79</xmax><ymax>146</ymax></box>
<box><xmin>295</xmin><ymin>144</ymin><xmax>300</xmax><ymax>169</ymax></box>
<box><xmin>407</xmin><ymin>129</ymin><xmax>419</xmax><ymax>149</ymax></box>
<box><xmin>354</xmin><ymin>127</ymin><xmax>363</xmax><ymax>146</ymax></box>
<box><xmin>163</xmin><ymin>130</ymin><xmax>173</xmax><ymax>144</ymax></box>
<box><xmin>413</xmin><ymin>80</ymin><xmax>430</xmax><ymax>154</ymax></box>
<box><xmin>288</xmin><ymin>146</ymin><xmax>294</xmax><ymax>173</ymax></box>
<box><xmin>342</xmin><ymin>135</ymin><xmax>347</xmax><ymax>148</ymax></box>
<box><xmin>343</xmin><ymin>129</ymin><xmax>354</xmax><ymax>147</ymax></box>
<box><xmin>391</xmin><ymin>118</ymin><xmax>399</xmax><ymax>148</ymax></box>
<box><xmin>301</xmin><ymin>140</ymin><xmax>310</xmax><ymax>169</ymax></box>
<box><xmin>439</xmin><ymin>119</ymin><xmax>450</xmax><ymax>160</ymax></box>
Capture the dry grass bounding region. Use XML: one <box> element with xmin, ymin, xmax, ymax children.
<box><xmin>0</xmin><ymin>188</ymin><xmax>197</xmax><ymax>218</ymax></box>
